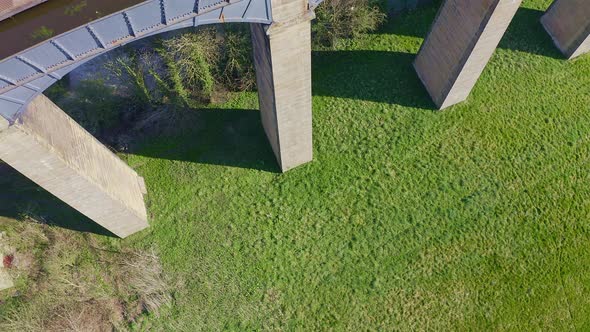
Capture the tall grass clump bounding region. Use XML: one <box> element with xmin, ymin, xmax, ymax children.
<box><xmin>159</xmin><ymin>24</ymin><xmax>255</xmax><ymax>105</ymax></box>
<box><xmin>313</xmin><ymin>0</ymin><xmax>387</xmax><ymax>47</ymax></box>
<box><xmin>159</xmin><ymin>29</ymin><xmax>218</xmax><ymax>104</ymax></box>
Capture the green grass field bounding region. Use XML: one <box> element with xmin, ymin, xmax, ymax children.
<box><xmin>124</xmin><ymin>0</ymin><xmax>590</xmax><ymax>329</ymax></box>
<box><xmin>4</xmin><ymin>0</ymin><xmax>590</xmax><ymax>330</ymax></box>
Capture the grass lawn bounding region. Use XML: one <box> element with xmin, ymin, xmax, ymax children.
<box><xmin>4</xmin><ymin>0</ymin><xmax>590</xmax><ymax>330</ymax></box>
<box><xmin>125</xmin><ymin>0</ymin><xmax>590</xmax><ymax>329</ymax></box>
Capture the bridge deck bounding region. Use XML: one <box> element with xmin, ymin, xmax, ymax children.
<box><xmin>0</xmin><ymin>0</ymin><xmax>273</xmax><ymax>121</ymax></box>
<box><xmin>0</xmin><ymin>0</ymin><xmax>145</xmax><ymax>61</ymax></box>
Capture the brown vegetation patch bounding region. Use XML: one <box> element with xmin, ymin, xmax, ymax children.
<box><xmin>0</xmin><ymin>219</ymin><xmax>172</xmax><ymax>332</ymax></box>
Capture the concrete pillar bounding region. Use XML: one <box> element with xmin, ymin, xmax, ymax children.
<box><xmin>541</xmin><ymin>0</ymin><xmax>590</xmax><ymax>60</ymax></box>
<box><xmin>251</xmin><ymin>0</ymin><xmax>313</xmax><ymax>172</ymax></box>
<box><xmin>414</xmin><ymin>0</ymin><xmax>522</xmax><ymax>109</ymax></box>
<box><xmin>0</xmin><ymin>95</ymin><xmax>148</xmax><ymax>238</ymax></box>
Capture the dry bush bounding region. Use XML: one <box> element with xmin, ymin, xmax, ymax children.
<box><xmin>216</xmin><ymin>26</ymin><xmax>256</xmax><ymax>92</ymax></box>
<box><xmin>160</xmin><ymin>28</ymin><xmax>218</xmax><ymax>103</ymax></box>
<box><xmin>314</xmin><ymin>0</ymin><xmax>387</xmax><ymax>47</ymax></box>
<box><xmin>47</xmin><ymin>301</ymin><xmax>117</xmax><ymax>332</ymax></box>
<box><xmin>0</xmin><ymin>220</ymin><xmax>171</xmax><ymax>332</ymax></box>
<box><xmin>159</xmin><ymin>25</ymin><xmax>255</xmax><ymax>104</ymax></box>
<box><xmin>3</xmin><ymin>298</ymin><xmax>124</xmax><ymax>332</ymax></box>
<box><xmin>116</xmin><ymin>248</ymin><xmax>172</xmax><ymax>316</ymax></box>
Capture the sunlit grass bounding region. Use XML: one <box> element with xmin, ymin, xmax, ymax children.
<box><xmin>88</xmin><ymin>0</ymin><xmax>590</xmax><ymax>329</ymax></box>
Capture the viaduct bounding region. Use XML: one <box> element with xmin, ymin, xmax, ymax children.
<box><xmin>0</xmin><ymin>0</ymin><xmax>587</xmax><ymax>237</ymax></box>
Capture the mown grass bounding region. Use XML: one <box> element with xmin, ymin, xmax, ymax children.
<box><xmin>2</xmin><ymin>0</ymin><xmax>590</xmax><ymax>330</ymax></box>
<box><xmin>112</xmin><ymin>0</ymin><xmax>590</xmax><ymax>329</ymax></box>
<box><xmin>122</xmin><ymin>0</ymin><xmax>590</xmax><ymax>329</ymax></box>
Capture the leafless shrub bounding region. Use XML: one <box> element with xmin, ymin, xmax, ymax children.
<box><xmin>159</xmin><ymin>25</ymin><xmax>256</xmax><ymax>104</ymax></box>
<box><xmin>48</xmin><ymin>301</ymin><xmax>116</xmax><ymax>332</ymax></box>
<box><xmin>314</xmin><ymin>0</ymin><xmax>387</xmax><ymax>47</ymax></box>
<box><xmin>0</xmin><ymin>220</ymin><xmax>171</xmax><ymax>331</ymax></box>
<box><xmin>116</xmin><ymin>248</ymin><xmax>173</xmax><ymax>316</ymax></box>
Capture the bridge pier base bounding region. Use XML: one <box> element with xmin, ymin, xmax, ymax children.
<box><xmin>0</xmin><ymin>95</ymin><xmax>148</xmax><ymax>238</ymax></box>
<box><xmin>414</xmin><ymin>0</ymin><xmax>522</xmax><ymax>109</ymax></box>
<box><xmin>541</xmin><ymin>0</ymin><xmax>590</xmax><ymax>60</ymax></box>
<box><xmin>251</xmin><ymin>8</ymin><xmax>313</xmax><ymax>172</ymax></box>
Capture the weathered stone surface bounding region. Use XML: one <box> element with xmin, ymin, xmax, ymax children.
<box><xmin>251</xmin><ymin>14</ymin><xmax>313</xmax><ymax>171</ymax></box>
<box><xmin>0</xmin><ymin>95</ymin><xmax>148</xmax><ymax>238</ymax></box>
<box><xmin>0</xmin><ymin>116</ymin><xmax>7</xmax><ymax>131</ymax></box>
<box><xmin>270</xmin><ymin>0</ymin><xmax>308</xmax><ymax>22</ymax></box>
<box><xmin>0</xmin><ymin>0</ymin><xmax>47</xmax><ymax>22</ymax></box>
<box><xmin>414</xmin><ymin>0</ymin><xmax>522</xmax><ymax>109</ymax></box>
<box><xmin>541</xmin><ymin>0</ymin><xmax>590</xmax><ymax>60</ymax></box>
<box><xmin>0</xmin><ymin>232</ymin><xmax>14</xmax><ymax>291</ymax></box>
<box><xmin>0</xmin><ymin>268</ymin><xmax>13</xmax><ymax>291</ymax></box>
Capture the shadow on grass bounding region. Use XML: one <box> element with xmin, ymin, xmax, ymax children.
<box><xmin>312</xmin><ymin>7</ymin><xmax>563</xmax><ymax>106</ymax></box>
<box><xmin>312</xmin><ymin>50</ymin><xmax>435</xmax><ymax>109</ymax></box>
<box><xmin>132</xmin><ymin>108</ymin><xmax>280</xmax><ymax>173</ymax></box>
<box><xmin>0</xmin><ymin>163</ymin><xmax>116</xmax><ymax>237</ymax></box>
<box><xmin>0</xmin><ymin>108</ymin><xmax>279</xmax><ymax>236</ymax></box>
<box><xmin>498</xmin><ymin>7</ymin><xmax>563</xmax><ymax>59</ymax></box>
<box><xmin>389</xmin><ymin>6</ymin><xmax>562</xmax><ymax>59</ymax></box>
<box><xmin>0</xmin><ymin>6</ymin><xmax>561</xmax><ymax>237</ymax></box>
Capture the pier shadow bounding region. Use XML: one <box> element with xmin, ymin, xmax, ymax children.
<box><xmin>312</xmin><ymin>6</ymin><xmax>565</xmax><ymax>106</ymax></box>
<box><xmin>131</xmin><ymin>108</ymin><xmax>280</xmax><ymax>173</ymax></box>
<box><xmin>0</xmin><ymin>107</ymin><xmax>279</xmax><ymax>236</ymax></box>
<box><xmin>498</xmin><ymin>7</ymin><xmax>563</xmax><ymax>59</ymax></box>
<box><xmin>0</xmin><ymin>163</ymin><xmax>116</xmax><ymax>237</ymax></box>
<box><xmin>387</xmin><ymin>6</ymin><xmax>562</xmax><ymax>59</ymax></box>
<box><xmin>0</xmin><ymin>108</ymin><xmax>279</xmax><ymax>237</ymax></box>
<box><xmin>312</xmin><ymin>50</ymin><xmax>435</xmax><ymax>110</ymax></box>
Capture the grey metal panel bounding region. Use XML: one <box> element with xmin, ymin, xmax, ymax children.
<box><xmin>168</xmin><ymin>19</ymin><xmax>194</xmax><ymax>30</ymax></box>
<box><xmin>0</xmin><ymin>80</ymin><xmax>9</xmax><ymax>90</ymax></box>
<box><xmin>20</xmin><ymin>43</ymin><xmax>70</xmax><ymax>71</ymax></box>
<box><xmin>55</xmin><ymin>28</ymin><xmax>102</xmax><ymax>58</ymax></box>
<box><xmin>221</xmin><ymin>0</ymin><xmax>250</xmax><ymax>22</ymax></box>
<box><xmin>244</xmin><ymin>0</ymin><xmax>271</xmax><ymax>20</ymax></box>
<box><xmin>0</xmin><ymin>98</ymin><xmax>23</xmax><ymax>120</ymax></box>
<box><xmin>26</xmin><ymin>75</ymin><xmax>58</xmax><ymax>91</ymax></box>
<box><xmin>90</xmin><ymin>14</ymin><xmax>134</xmax><ymax>47</ymax></box>
<box><xmin>165</xmin><ymin>0</ymin><xmax>198</xmax><ymax>21</ymax></box>
<box><xmin>3</xmin><ymin>86</ymin><xmax>36</xmax><ymax>103</ymax></box>
<box><xmin>0</xmin><ymin>58</ymin><xmax>39</xmax><ymax>82</ymax></box>
<box><xmin>195</xmin><ymin>8</ymin><xmax>223</xmax><ymax>24</ymax></box>
<box><xmin>127</xmin><ymin>1</ymin><xmax>165</xmax><ymax>34</ymax></box>
<box><xmin>199</xmin><ymin>0</ymin><xmax>228</xmax><ymax>13</ymax></box>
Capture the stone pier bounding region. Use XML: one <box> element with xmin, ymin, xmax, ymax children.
<box><xmin>251</xmin><ymin>0</ymin><xmax>314</xmax><ymax>172</ymax></box>
<box><xmin>414</xmin><ymin>0</ymin><xmax>522</xmax><ymax>109</ymax></box>
<box><xmin>0</xmin><ymin>95</ymin><xmax>148</xmax><ymax>238</ymax></box>
<box><xmin>541</xmin><ymin>0</ymin><xmax>590</xmax><ymax>60</ymax></box>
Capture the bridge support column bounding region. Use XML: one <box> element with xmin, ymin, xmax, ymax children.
<box><xmin>541</xmin><ymin>0</ymin><xmax>590</xmax><ymax>60</ymax></box>
<box><xmin>0</xmin><ymin>95</ymin><xmax>148</xmax><ymax>238</ymax></box>
<box><xmin>251</xmin><ymin>1</ymin><xmax>313</xmax><ymax>172</ymax></box>
<box><xmin>414</xmin><ymin>0</ymin><xmax>522</xmax><ymax>109</ymax></box>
